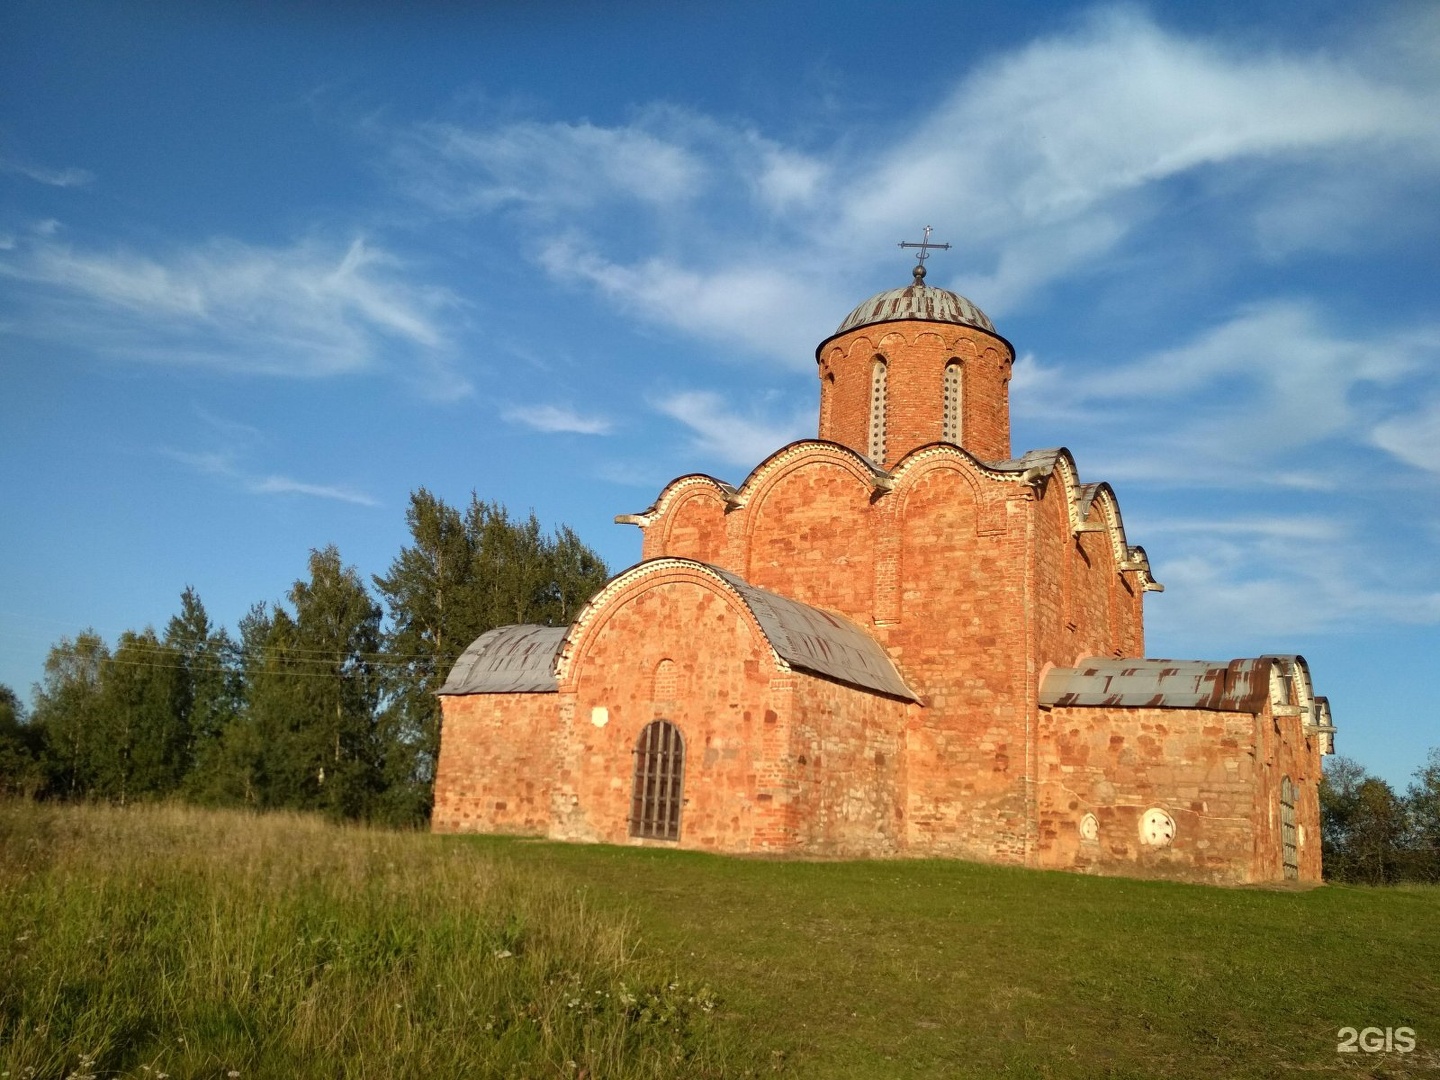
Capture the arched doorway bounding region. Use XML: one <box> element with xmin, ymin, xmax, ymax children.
<box><xmin>630</xmin><ymin>720</ymin><xmax>685</xmax><ymax>841</ymax></box>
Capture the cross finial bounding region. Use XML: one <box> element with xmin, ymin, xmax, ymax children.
<box><xmin>898</xmin><ymin>225</ymin><xmax>950</xmax><ymax>283</ymax></box>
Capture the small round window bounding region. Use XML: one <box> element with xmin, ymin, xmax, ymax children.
<box><xmin>1140</xmin><ymin>808</ymin><xmax>1175</xmax><ymax>847</ymax></box>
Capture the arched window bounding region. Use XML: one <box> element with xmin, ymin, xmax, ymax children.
<box><xmin>942</xmin><ymin>360</ymin><xmax>962</xmax><ymax>444</ymax></box>
<box><xmin>868</xmin><ymin>358</ymin><xmax>888</xmax><ymax>464</ymax></box>
<box><xmin>1280</xmin><ymin>776</ymin><xmax>1298</xmax><ymax>879</ymax></box>
<box><xmin>630</xmin><ymin>720</ymin><xmax>684</xmax><ymax>841</ymax></box>
<box><xmin>653</xmin><ymin>658</ymin><xmax>678</xmax><ymax>703</ymax></box>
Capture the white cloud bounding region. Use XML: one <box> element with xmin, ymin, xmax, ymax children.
<box><xmin>399</xmin><ymin>116</ymin><xmax>706</xmax><ymax>215</ymax></box>
<box><xmin>540</xmin><ymin>238</ymin><xmax>838</xmax><ymax>364</ymax></box>
<box><xmin>0</xmin><ymin>232</ymin><xmax>467</xmax><ymax>396</ymax></box>
<box><xmin>246</xmin><ymin>475</ymin><xmax>379</xmax><ymax>507</ymax></box>
<box><xmin>0</xmin><ymin>156</ymin><xmax>94</xmax><ymax>188</ymax></box>
<box><xmin>653</xmin><ymin>390</ymin><xmax>811</xmax><ymax>468</ymax></box>
<box><xmin>163</xmin><ymin>447</ymin><xmax>378</xmax><ymax>507</ymax></box>
<box><xmin>393</xmin><ymin>10</ymin><xmax>1440</xmax><ymax>356</ymax></box>
<box><xmin>503</xmin><ymin>404</ymin><xmax>613</xmax><ymax>435</ymax></box>
<box><xmin>1027</xmin><ymin>300</ymin><xmax>1440</xmax><ymax>486</ymax></box>
<box><xmin>1372</xmin><ymin>401</ymin><xmax>1440</xmax><ymax>475</ymax></box>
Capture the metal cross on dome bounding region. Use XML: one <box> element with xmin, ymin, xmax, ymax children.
<box><xmin>898</xmin><ymin>225</ymin><xmax>950</xmax><ymax>281</ymax></box>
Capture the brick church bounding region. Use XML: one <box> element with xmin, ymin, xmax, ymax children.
<box><xmin>433</xmin><ymin>249</ymin><xmax>1336</xmax><ymax>886</ymax></box>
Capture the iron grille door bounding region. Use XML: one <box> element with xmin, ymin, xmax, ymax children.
<box><xmin>1281</xmin><ymin>776</ymin><xmax>1298</xmax><ymax>880</ymax></box>
<box><xmin>630</xmin><ymin>720</ymin><xmax>684</xmax><ymax>841</ymax></box>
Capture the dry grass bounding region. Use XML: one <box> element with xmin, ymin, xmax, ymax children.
<box><xmin>0</xmin><ymin>802</ymin><xmax>745</xmax><ymax>1079</ymax></box>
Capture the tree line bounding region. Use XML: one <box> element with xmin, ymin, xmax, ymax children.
<box><xmin>0</xmin><ymin>490</ymin><xmax>610</xmax><ymax>825</ymax></box>
<box><xmin>1320</xmin><ymin>752</ymin><xmax>1440</xmax><ymax>884</ymax></box>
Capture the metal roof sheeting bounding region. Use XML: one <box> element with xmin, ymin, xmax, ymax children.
<box><xmin>825</xmin><ymin>284</ymin><xmax>996</xmax><ymax>343</ymax></box>
<box><xmin>1039</xmin><ymin>658</ymin><xmax>1273</xmax><ymax>712</ymax></box>
<box><xmin>711</xmin><ymin>568</ymin><xmax>921</xmax><ymax>702</ymax></box>
<box><xmin>439</xmin><ymin>562</ymin><xmax>919</xmax><ymax>703</ymax></box>
<box><xmin>439</xmin><ymin>624</ymin><xmax>566</xmax><ymax>694</ymax></box>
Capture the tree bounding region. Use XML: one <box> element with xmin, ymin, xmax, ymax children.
<box><xmin>373</xmin><ymin>491</ymin><xmax>611</xmax><ymax>823</ymax></box>
<box><xmin>1406</xmin><ymin>747</ymin><xmax>1440</xmax><ymax>883</ymax></box>
<box><xmin>166</xmin><ymin>587</ymin><xmax>242</xmax><ymax>801</ymax></box>
<box><xmin>237</xmin><ymin>547</ymin><xmax>383</xmax><ymax>818</ymax></box>
<box><xmin>1321</xmin><ymin>756</ymin><xmax>1410</xmax><ymax>884</ymax></box>
<box><xmin>0</xmin><ymin>684</ymin><xmax>43</xmax><ymax>799</ymax></box>
<box><xmin>371</xmin><ymin>489</ymin><xmax>474</xmax><ymax>823</ymax></box>
<box><xmin>29</xmin><ymin>632</ymin><xmax>110</xmax><ymax>798</ymax></box>
<box><xmin>90</xmin><ymin>628</ymin><xmax>186</xmax><ymax>804</ymax></box>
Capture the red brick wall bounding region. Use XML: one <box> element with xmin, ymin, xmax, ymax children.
<box><xmin>658</xmin><ymin>488</ymin><xmax>728</xmax><ymax>566</ymax></box>
<box><xmin>1250</xmin><ymin>704</ymin><xmax>1326</xmax><ymax>882</ymax></box>
<box><xmin>818</xmin><ymin>321</ymin><xmax>1013</xmax><ymax>466</ymax></box>
<box><xmin>888</xmin><ymin>460</ymin><xmax>1032</xmax><ymax>861</ymax></box>
<box><xmin>788</xmin><ymin>676</ymin><xmax>910</xmax><ymax>856</ymax></box>
<box><xmin>1028</xmin><ymin>473</ymin><xmax>1142</xmax><ymax>671</ymax></box>
<box><xmin>1032</xmin><ymin>702</ymin><xmax>1324</xmax><ymax>885</ymax></box>
<box><xmin>432</xmin><ymin>693</ymin><xmax>558</xmax><ymax>836</ymax></box>
<box><xmin>553</xmin><ymin>569</ymin><xmax>798</xmax><ymax>852</ymax></box>
<box><xmin>743</xmin><ymin>456</ymin><xmax>876</xmax><ymax>621</ymax></box>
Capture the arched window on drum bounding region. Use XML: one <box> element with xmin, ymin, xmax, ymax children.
<box><xmin>630</xmin><ymin>720</ymin><xmax>685</xmax><ymax>841</ymax></box>
<box><xmin>942</xmin><ymin>360</ymin><xmax>963</xmax><ymax>445</ymax></box>
<box><xmin>868</xmin><ymin>357</ymin><xmax>888</xmax><ymax>464</ymax></box>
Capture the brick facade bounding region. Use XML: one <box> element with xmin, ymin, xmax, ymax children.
<box><xmin>433</xmin><ymin>282</ymin><xmax>1333</xmax><ymax>886</ymax></box>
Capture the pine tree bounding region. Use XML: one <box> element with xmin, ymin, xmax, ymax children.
<box><xmin>372</xmin><ymin>491</ymin><xmax>611</xmax><ymax>822</ymax></box>
<box><xmin>372</xmin><ymin>489</ymin><xmax>475</xmax><ymax>823</ymax></box>
<box><xmin>233</xmin><ymin>548</ymin><xmax>382</xmax><ymax>818</ymax></box>
<box><xmin>166</xmin><ymin>587</ymin><xmax>242</xmax><ymax>799</ymax></box>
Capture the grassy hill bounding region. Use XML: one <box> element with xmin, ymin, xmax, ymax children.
<box><xmin>3</xmin><ymin>804</ymin><xmax>1437</xmax><ymax>1079</ymax></box>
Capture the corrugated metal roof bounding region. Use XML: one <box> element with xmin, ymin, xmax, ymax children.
<box><xmin>1039</xmin><ymin>657</ymin><xmax>1272</xmax><ymax>712</ymax></box>
<box><xmin>439</xmin><ymin>624</ymin><xmax>566</xmax><ymax>694</ymax></box>
<box><xmin>711</xmin><ymin>567</ymin><xmax>921</xmax><ymax>702</ymax></box>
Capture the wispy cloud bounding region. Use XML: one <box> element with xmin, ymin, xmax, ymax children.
<box><xmin>0</xmin><ymin>231</ymin><xmax>468</xmax><ymax>397</ymax></box>
<box><xmin>246</xmin><ymin>475</ymin><xmax>378</xmax><ymax>506</ymax></box>
<box><xmin>503</xmin><ymin>403</ymin><xmax>613</xmax><ymax>435</ymax></box>
<box><xmin>399</xmin><ymin>114</ymin><xmax>707</xmax><ymax>215</ymax></box>
<box><xmin>653</xmin><ymin>390</ymin><xmax>810</xmax><ymax>468</ymax></box>
<box><xmin>163</xmin><ymin>447</ymin><xmax>379</xmax><ymax>507</ymax></box>
<box><xmin>0</xmin><ymin>156</ymin><xmax>94</xmax><ymax>188</ymax></box>
<box><xmin>391</xmin><ymin>9</ymin><xmax>1440</xmax><ymax>362</ymax></box>
<box><xmin>1143</xmin><ymin>512</ymin><xmax>1440</xmax><ymax>648</ymax></box>
<box><xmin>1020</xmin><ymin>300</ymin><xmax>1440</xmax><ymax>487</ymax></box>
<box><xmin>1372</xmin><ymin>401</ymin><xmax>1440</xmax><ymax>475</ymax></box>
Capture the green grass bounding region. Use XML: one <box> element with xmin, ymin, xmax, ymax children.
<box><xmin>4</xmin><ymin>804</ymin><xmax>1439</xmax><ymax>1079</ymax></box>
<box><xmin>0</xmin><ymin>803</ymin><xmax>744</xmax><ymax>1079</ymax></box>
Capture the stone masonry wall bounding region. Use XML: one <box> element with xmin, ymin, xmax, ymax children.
<box><xmin>743</xmin><ymin>456</ymin><xmax>877</xmax><ymax>623</ymax></box>
<box><xmin>432</xmin><ymin>693</ymin><xmax>558</xmax><ymax>836</ymax></box>
<box><xmin>888</xmin><ymin>460</ymin><xmax>1032</xmax><ymax>861</ymax></box>
<box><xmin>788</xmin><ymin>675</ymin><xmax>910</xmax><ymax>856</ymax></box>
<box><xmin>1035</xmin><ymin>704</ymin><xmax>1263</xmax><ymax>884</ymax></box>
<box><xmin>1251</xmin><ymin>703</ymin><xmax>1326</xmax><ymax>883</ymax></box>
<box><xmin>551</xmin><ymin>570</ymin><xmax>797</xmax><ymax>852</ymax></box>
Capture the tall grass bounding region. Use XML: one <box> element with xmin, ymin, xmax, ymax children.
<box><xmin>0</xmin><ymin>803</ymin><xmax>743</xmax><ymax>1079</ymax></box>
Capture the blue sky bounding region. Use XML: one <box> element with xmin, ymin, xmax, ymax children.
<box><xmin>2</xmin><ymin>0</ymin><xmax>1438</xmax><ymax>788</ymax></box>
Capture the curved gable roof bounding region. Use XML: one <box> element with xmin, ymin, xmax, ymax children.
<box><xmin>707</xmin><ymin>566</ymin><xmax>919</xmax><ymax>702</ymax></box>
<box><xmin>557</xmin><ymin>558</ymin><xmax>920</xmax><ymax>703</ymax></box>
<box><xmin>439</xmin><ymin>624</ymin><xmax>566</xmax><ymax>694</ymax></box>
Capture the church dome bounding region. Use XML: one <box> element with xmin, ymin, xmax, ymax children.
<box><xmin>826</xmin><ymin>275</ymin><xmax>996</xmax><ymax>345</ymax></box>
